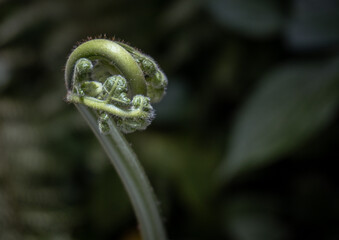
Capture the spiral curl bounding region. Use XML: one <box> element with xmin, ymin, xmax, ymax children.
<box><xmin>65</xmin><ymin>39</ymin><xmax>167</xmax><ymax>134</ymax></box>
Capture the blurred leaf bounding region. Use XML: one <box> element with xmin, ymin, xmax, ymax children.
<box><xmin>286</xmin><ymin>0</ymin><xmax>339</xmax><ymax>49</ymax></box>
<box><xmin>219</xmin><ymin>57</ymin><xmax>339</xmax><ymax>181</ymax></box>
<box><xmin>206</xmin><ymin>0</ymin><xmax>283</xmax><ymax>37</ymax></box>
<box><xmin>0</xmin><ymin>1</ymin><xmax>66</xmax><ymax>46</ymax></box>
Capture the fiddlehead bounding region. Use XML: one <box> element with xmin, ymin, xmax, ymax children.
<box><xmin>64</xmin><ymin>38</ymin><xmax>168</xmax><ymax>240</ymax></box>
<box><xmin>65</xmin><ymin>38</ymin><xmax>167</xmax><ymax>134</ymax></box>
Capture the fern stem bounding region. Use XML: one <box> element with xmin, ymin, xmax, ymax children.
<box><xmin>76</xmin><ymin>104</ymin><xmax>167</xmax><ymax>240</ymax></box>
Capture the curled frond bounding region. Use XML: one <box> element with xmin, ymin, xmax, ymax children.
<box><xmin>65</xmin><ymin>39</ymin><xmax>167</xmax><ymax>134</ymax></box>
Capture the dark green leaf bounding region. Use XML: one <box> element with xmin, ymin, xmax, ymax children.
<box><xmin>219</xmin><ymin>57</ymin><xmax>339</xmax><ymax>181</ymax></box>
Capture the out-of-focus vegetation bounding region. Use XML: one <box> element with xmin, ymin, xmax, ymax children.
<box><xmin>0</xmin><ymin>0</ymin><xmax>338</xmax><ymax>239</ymax></box>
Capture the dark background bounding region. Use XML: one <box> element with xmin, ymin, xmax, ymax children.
<box><xmin>1</xmin><ymin>0</ymin><xmax>339</xmax><ymax>239</ymax></box>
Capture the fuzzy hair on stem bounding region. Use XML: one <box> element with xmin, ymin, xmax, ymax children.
<box><xmin>65</xmin><ymin>38</ymin><xmax>167</xmax><ymax>240</ymax></box>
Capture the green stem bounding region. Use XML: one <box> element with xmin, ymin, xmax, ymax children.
<box><xmin>67</xmin><ymin>93</ymin><xmax>148</xmax><ymax>118</ymax></box>
<box><xmin>76</xmin><ymin>104</ymin><xmax>167</xmax><ymax>240</ymax></box>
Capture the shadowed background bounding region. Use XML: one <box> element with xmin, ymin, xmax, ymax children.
<box><xmin>0</xmin><ymin>0</ymin><xmax>339</xmax><ymax>239</ymax></box>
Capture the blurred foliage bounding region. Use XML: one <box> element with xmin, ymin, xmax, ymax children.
<box><xmin>0</xmin><ymin>0</ymin><xmax>338</xmax><ymax>240</ymax></box>
<box><xmin>219</xmin><ymin>58</ymin><xmax>339</xmax><ymax>181</ymax></box>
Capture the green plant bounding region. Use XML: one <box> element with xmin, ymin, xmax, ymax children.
<box><xmin>65</xmin><ymin>38</ymin><xmax>167</xmax><ymax>240</ymax></box>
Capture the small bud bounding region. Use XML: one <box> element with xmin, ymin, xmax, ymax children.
<box><xmin>98</xmin><ymin>113</ymin><xmax>111</xmax><ymax>135</ymax></box>
<box><xmin>103</xmin><ymin>75</ymin><xmax>128</xmax><ymax>100</ymax></box>
<box><xmin>116</xmin><ymin>117</ymin><xmax>151</xmax><ymax>134</ymax></box>
<box><xmin>141</xmin><ymin>58</ymin><xmax>156</xmax><ymax>76</ymax></box>
<box><xmin>131</xmin><ymin>95</ymin><xmax>152</xmax><ymax>113</ymax></box>
<box><xmin>145</xmin><ymin>70</ymin><xmax>167</xmax><ymax>103</ymax></box>
<box><xmin>74</xmin><ymin>58</ymin><xmax>93</xmax><ymax>83</ymax></box>
<box><xmin>80</xmin><ymin>81</ymin><xmax>103</xmax><ymax>97</ymax></box>
<box><xmin>118</xmin><ymin>92</ymin><xmax>131</xmax><ymax>105</ymax></box>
